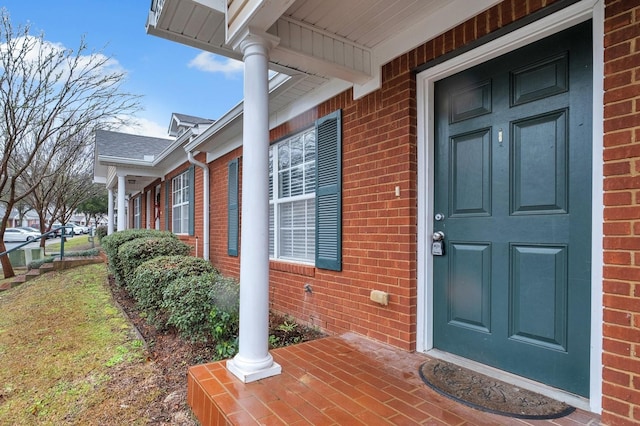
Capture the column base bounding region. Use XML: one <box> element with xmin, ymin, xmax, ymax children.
<box><xmin>226</xmin><ymin>358</ymin><xmax>282</xmax><ymax>383</ymax></box>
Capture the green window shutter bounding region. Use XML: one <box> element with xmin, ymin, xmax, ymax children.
<box><xmin>228</xmin><ymin>158</ymin><xmax>239</xmax><ymax>256</ymax></box>
<box><xmin>164</xmin><ymin>181</ymin><xmax>170</xmax><ymax>231</ymax></box>
<box><xmin>188</xmin><ymin>165</ymin><xmax>195</xmax><ymax>236</ymax></box>
<box><xmin>315</xmin><ymin>110</ymin><xmax>342</xmax><ymax>271</ymax></box>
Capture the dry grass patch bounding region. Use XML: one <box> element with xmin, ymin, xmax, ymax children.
<box><xmin>0</xmin><ymin>264</ymin><xmax>165</xmax><ymax>425</ymax></box>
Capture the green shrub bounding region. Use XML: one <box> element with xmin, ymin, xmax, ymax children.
<box><xmin>96</xmin><ymin>226</ymin><xmax>107</xmax><ymax>240</ymax></box>
<box><xmin>162</xmin><ymin>273</ymin><xmax>239</xmax><ymax>342</ymax></box>
<box><xmin>65</xmin><ymin>248</ymin><xmax>101</xmax><ymax>257</ymax></box>
<box><xmin>27</xmin><ymin>256</ymin><xmax>56</xmax><ymax>270</ymax></box>
<box><xmin>128</xmin><ymin>255</ymin><xmax>217</xmax><ymax>320</ymax></box>
<box><xmin>101</xmin><ymin>229</ymin><xmax>177</xmax><ymax>283</ymax></box>
<box><xmin>117</xmin><ymin>237</ymin><xmax>191</xmax><ymax>285</ymax></box>
<box><xmin>209</xmin><ymin>277</ymin><xmax>240</xmax><ymax>359</ymax></box>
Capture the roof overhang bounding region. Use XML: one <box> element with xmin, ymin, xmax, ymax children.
<box><xmin>147</xmin><ymin>0</ymin><xmax>501</xmax><ymax>98</ymax></box>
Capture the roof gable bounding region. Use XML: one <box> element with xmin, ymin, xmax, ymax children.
<box><xmin>95</xmin><ymin>129</ymin><xmax>174</xmax><ymax>161</ymax></box>
<box><xmin>168</xmin><ymin>112</ymin><xmax>215</xmax><ymax>137</ymax></box>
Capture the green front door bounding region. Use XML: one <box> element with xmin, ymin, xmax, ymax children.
<box><xmin>433</xmin><ymin>21</ymin><xmax>592</xmax><ymax>397</ymax></box>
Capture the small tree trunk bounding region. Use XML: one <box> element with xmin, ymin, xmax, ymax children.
<box><xmin>0</xmin><ymin>240</ymin><xmax>16</xmax><ymax>279</ymax></box>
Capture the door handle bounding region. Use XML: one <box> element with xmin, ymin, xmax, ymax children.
<box><xmin>432</xmin><ymin>231</ymin><xmax>445</xmax><ymax>241</ymax></box>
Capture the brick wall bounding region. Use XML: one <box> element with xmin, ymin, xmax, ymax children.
<box><xmin>208</xmin><ymin>148</ymin><xmax>242</xmax><ymax>278</ymax></box>
<box><xmin>191</xmin><ymin>152</ymin><xmax>206</xmax><ymax>258</ymax></box>
<box><xmin>190</xmin><ymin>0</ymin><xmax>639</xmax><ymax>422</ymax></box>
<box><xmin>602</xmin><ymin>1</ymin><xmax>640</xmax><ymax>425</ymax></box>
<box><xmin>261</xmin><ymin>0</ymin><xmax>565</xmax><ymax>352</ymax></box>
<box><xmin>162</xmin><ymin>161</ymin><xmax>203</xmax><ymax>256</ymax></box>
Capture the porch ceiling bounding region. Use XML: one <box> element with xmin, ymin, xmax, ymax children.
<box><xmin>147</xmin><ymin>0</ymin><xmax>500</xmax><ymax>96</ymax></box>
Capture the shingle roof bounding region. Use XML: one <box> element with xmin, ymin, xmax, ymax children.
<box><xmin>95</xmin><ymin>129</ymin><xmax>174</xmax><ymax>161</ymax></box>
<box><xmin>172</xmin><ymin>113</ymin><xmax>214</xmax><ymax>126</ymax></box>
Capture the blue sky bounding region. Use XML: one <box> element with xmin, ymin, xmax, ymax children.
<box><xmin>2</xmin><ymin>1</ymin><xmax>245</xmax><ymax>138</ymax></box>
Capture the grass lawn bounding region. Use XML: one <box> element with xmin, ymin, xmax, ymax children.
<box><xmin>0</xmin><ymin>264</ymin><xmax>163</xmax><ymax>425</ymax></box>
<box><xmin>46</xmin><ymin>235</ymin><xmax>98</xmax><ymax>253</ymax></box>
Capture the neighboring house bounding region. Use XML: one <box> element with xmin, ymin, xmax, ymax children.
<box><xmin>92</xmin><ymin>0</ymin><xmax>640</xmax><ymax>424</ymax></box>
<box><xmin>0</xmin><ymin>206</ymin><xmax>40</xmax><ymax>228</ymax></box>
<box><xmin>94</xmin><ymin>117</ymin><xmax>212</xmax><ymax>243</ymax></box>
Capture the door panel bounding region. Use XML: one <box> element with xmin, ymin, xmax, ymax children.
<box><xmin>511</xmin><ymin>110</ymin><xmax>568</xmax><ymax>214</ymax></box>
<box><xmin>448</xmin><ymin>242</ymin><xmax>492</xmax><ymax>332</ymax></box>
<box><xmin>509</xmin><ymin>244</ymin><xmax>568</xmax><ymax>351</ymax></box>
<box><xmin>451</xmin><ymin>130</ymin><xmax>491</xmax><ymax>216</ymax></box>
<box><xmin>433</xmin><ymin>21</ymin><xmax>592</xmax><ymax>396</ymax></box>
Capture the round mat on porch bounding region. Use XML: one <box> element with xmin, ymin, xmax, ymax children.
<box><xmin>418</xmin><ymin>359</ymin><xmax>575</xmax><ymax>420</ymax></box>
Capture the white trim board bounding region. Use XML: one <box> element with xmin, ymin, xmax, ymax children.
<box><xmin>415</xmin><ymin>0</ymin><xmax>603</xmax><ymax>413</ymax></box>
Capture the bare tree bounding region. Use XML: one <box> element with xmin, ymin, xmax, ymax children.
<box><xmin>0</xmin><ymin>9</ymin><xmax>140</xmax><ymax>277</ymax></box>
<box><xmin>23</xmin><ymin>127</ymin><xmax>94</xmax><ymax>247</ymax></box>
<box><xmin>51</xmin><ymin>169</ymin><xmax>99</xmax><ymax>232</ymax></box>
<box><xmin>76</xmin><ymin>185</ymin><xmax>108</xmax><ymax>227</ymax></box>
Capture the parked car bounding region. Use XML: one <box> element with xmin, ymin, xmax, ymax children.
<box><xmin>72</xmin><ymin>225</ymin><xmax>85</xmax><ymax>235</ymax></box>
<box><xmin>17</xmin><ymin>226</ymin><xmax>56</xmax><ymax>239</ymax></box>
<box><xmin>50</xmin><ymin>224</ymin><xmax>61</xmax><ymax>237</ymax></box>
<box><xmin>3</xmin><ymin>227</ymin><xmax>42</xmax><ymax>242</ymax></box>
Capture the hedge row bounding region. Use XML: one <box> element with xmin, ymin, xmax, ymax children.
<box><xmin>101</xmin><ymin>229</ymin><xmax>179</xmax><ymax>285</ymax></box>
<box><xmin>102</xmin><ymin>229</ymin><xmax>239</xmax><ymax>351</ymax></box>
<box><xmin>128</xmin><ymin>255</ymin><xmax>217</xmax><ymax>319</ymax></box>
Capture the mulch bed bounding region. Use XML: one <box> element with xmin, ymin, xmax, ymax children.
<box><xmin>106</xmin><ymin>275</ymin><xmax>324</xmax><ymax>425</ymax></box>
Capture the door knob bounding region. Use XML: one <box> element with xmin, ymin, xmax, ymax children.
<box><xmin>432</xmin><ymin>231</ymin><xmax>445</xmax><ymax>241</ymax></box>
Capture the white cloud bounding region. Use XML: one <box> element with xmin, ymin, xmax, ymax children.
<box><xmin>118</xmin><ymin>117</ymin><xmax>169</xmax><ymax>139</ymax></box>
<box><xmin>0</xmin><ymin>35</ymin><xmax>125</xmax><ymax>82</ymax></box>
<box><xmin>188</xmin><ymin>52</ymin><xmax>243</xmax><ymax>78</ymax></box>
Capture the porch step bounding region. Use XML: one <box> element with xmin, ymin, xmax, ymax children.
<box><xmin>0</xmin><ymin>278</ymin><xmax>23</xmax><ymax>290</ymax></box>
<box><xmin>39</xmin><ymin>263</ymin><xmax>55</xmax><ymax>273</ymax></box>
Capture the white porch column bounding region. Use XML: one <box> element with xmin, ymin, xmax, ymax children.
<box><xmin>117</xmin><ymin>174</ymin><xmax>126</xmax><ymax>231</ymax></box>
<box><xmin>227</xmin><ymin>32</ymin><xmax>281</xmax><ymax>383</ymax></box>
<box><xmin>107</xmin><ymin>188</ymin><xmax>114</xmax><ymax>235</ymax></box>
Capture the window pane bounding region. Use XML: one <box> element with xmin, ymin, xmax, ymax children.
<box><xmin>269</xmin><ymin>148</ymin><xmax>273</xmax><ymax>200</ymax></box>
<box><xmin>304</xmin><ymin>131</ymin><xmax>316</xmax><ymax>162</ymax></box>
<box><xmin>279</xmin><ymin>202</ymin><xmax>292</xmax><ymax>228</ymax></box>
<box><xmin>171</xmin><ymin>171</ymin><xmax>190</xmax><ymax>234</ymax></box>
<box><xmin>279</xmin><ymin>170</ymin><xmax>290</xmax><ymax>198</ymax></box>
<box><xmin>292</xmin><ymin>230</ymin><xmax>307</xmax><ymax>259</ymax></box>
<box><xmin>173</xmin><ymin>208</ymin><xmax>181</xmax><ymax>232</ymax></box>
<box><xmin>307</xmin><ymin>228</ymin><xmax>315</xmax><ymax>259</ymax></box>
<box><xmin>292</xmin><ymin>200</ymin><xmax>306</xmax><ymax>227</ymax></box>
<box><xmin>269</xmin><ymin>204</ymin><xmax>274</xmax><ymax>256</ymax></box>
<box><xmin>291</xmin><ymin>135</ymin><xmax>303</xmax><ymax>166</ymax></box>
<box><xmin>280</xmin><ymin>228</ymin><xmax>293</xmax><ymax>257</ymax></box>
<box><xmin>270</xmin><ymin>128</ymin><xmax>317</xmax><ymax>263</ymax></box>
<box><xmin>182</xmin><ymin>205</ymin><xmax>189</xmax><ymax>234</ymax></box>
<box><xmin>305</xmin><ymin>163</ymin><xmax>316</xmax><ymax>194</ymax></box>
<box><xmin>290</xmin><ymin>166</ymin><xmax>303</xmax><ymax>196</ymax></box>
<box><xmin>279</xmin><ymin>143</ymin><xmax>290</xmax><ymax>169</ymax></box>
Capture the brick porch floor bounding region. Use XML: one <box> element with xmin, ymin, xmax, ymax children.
<box><xmin>187</xmin><ymin>333</ymin><xmax>601</xmax><ymax>425</ymax></box>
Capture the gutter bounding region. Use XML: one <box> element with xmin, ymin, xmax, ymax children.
<box><xmin>186</xmin><ymin>150</ymin><xmax>209</xmax><ymax>261</ymax></box>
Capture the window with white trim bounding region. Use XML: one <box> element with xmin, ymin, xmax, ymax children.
<box><xmin>269</xmin><ymin>128</ymin><xmax>316</xmax><ymax>263</ymax></box>
<box><xmin>172</xmin><ymin>171</ymin><xmax>189</xmax><ymax>234</ymax></box>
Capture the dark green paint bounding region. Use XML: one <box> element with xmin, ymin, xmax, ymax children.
<box><xmin>433</xmin><ymin>21</ymin><xmax>592</xmax><ymax>396</ymax></box>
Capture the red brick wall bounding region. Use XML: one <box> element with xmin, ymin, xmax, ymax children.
<box><xmin>191</xmin><ymin>152</ymin><xmax>206</xmax><ymax>258</ymax></box>
<box><xmin>264</xmin><ymin>0</ymin><xmax>565</xmax><ymax>351</ymax></box>
<box><xmin>208</xmin><ymin>148</ymin><xmax>242</xmax><ymax>278</ymax></box>
<box><xmin>602</xmin><ymin>1</ymin><xmax>640</xmax><ymax>424</ymax></box>
<box><xmin>194</xmin><ymin>0</ymin><xmax>640</xmax><ymax>422</ymax></box>
<box><xmin>162</xmin><ymin>159</ymin><xmax>206</xmax><ymax>257</ymax></box>
<box><xmin>204</xmin><ymin>0</ymin><xmax>567</xmax><ymax>352</ymax></box>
